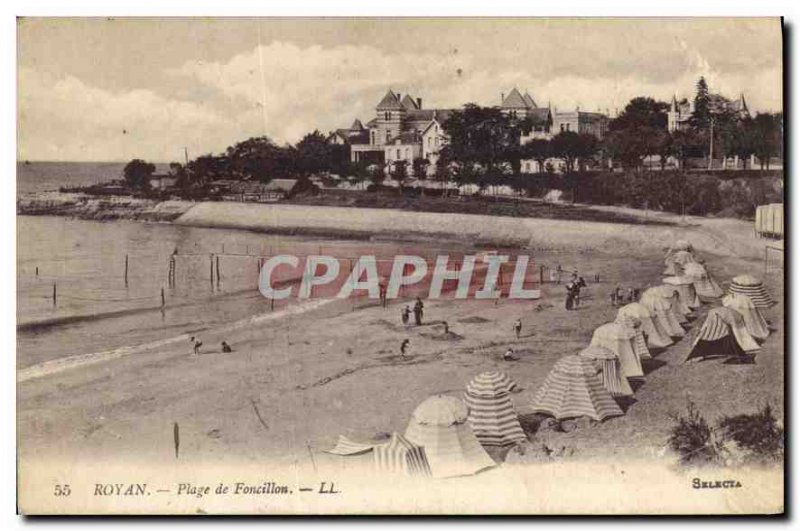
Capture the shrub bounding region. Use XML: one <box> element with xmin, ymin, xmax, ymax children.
<box><xmin>667</xmin><ymin>400</ymin><xmax>724</xmax><ymax>466</ymax></box>
<box><xmin>717</xmin><ymin>403</ymin><xmax>784</xmax><ymax>464</ymax></box>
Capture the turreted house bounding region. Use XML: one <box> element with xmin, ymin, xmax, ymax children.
<box><xmin>667</xmin><ymin>92</ymin><xmax>750</xmax><ymax>132</ymax></box>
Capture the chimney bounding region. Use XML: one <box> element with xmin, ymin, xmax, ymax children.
<box><xmin>417</xmin><ymin>97</ymin><xmax>422</xmax><ymax>109</ymax></box>
<box><xmin>501</xmin><ymin>92</ymin><xmax>505</xmax><ymax>105</ymax></box>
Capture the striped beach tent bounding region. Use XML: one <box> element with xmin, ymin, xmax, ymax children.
<box><xmin>686</xmin><ymin>307</ymin><xmax>759</xmax><ymax>362</ymax></box>
<box><xmin>404</xmin><ymin>395</ymin><xmax>495</xmax><ymax>478</ymax></box>
<box><xmin>722</xmin><ymin>293</ymin><xmax>770</xmax><ymax>340</ymax></box>
<box><xmin>530</xmin><ymin>355</ymin><xmax>624</xmax><ymax>422</ymax></box>
<box><xmin>463</xmin><ymin>371</ymin><xmax>527</xmax><ymax>447</ymax></box>
<box><xmin>322</xmin><ymin>435</ymin><xmax>378</xmax><ymax>472</ymax></box>
<box><xmin>618</xmin><ymin>302</ymin><xmax>672</xmax><ymax>348</ymax></box>
<box><xmin>373</xmin><ymin>433</ymin><xmax>432</xmax><ymax>477</ymax></box>
<box><xmin>729</xmin><ymin>274</ymin><xmax>775</xmax><ymax>308</ymax></box>
<box><xmin>615</xmin><ymin>313</ymin><xmax>652</xmax><ymax>360</ymax></box>
<box><xmin>640</xmin><ymin>289</ymin><xmax>685</xmax><ymax>337</ymax></box>
<box><xmin>683</xmin><ymin>262</ymin><xmax>724</xmax><ymax>299</ymax></box>
<box><xmin>590</xmin><ymin>322</ymin><xmax>644</xmax><ymax>379</ymax></box>
<box><xmin>664</xmin><ymin>275</ymin><xmax>702</xmax><ymax>309</ymax></box>
<box><xmin>579</xmin><ymin>345</ymin><xmax>633</xmax><ymax>398</ymax></box>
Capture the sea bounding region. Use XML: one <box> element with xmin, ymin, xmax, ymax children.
<box><xmin>17</xmin><ymin>162</ymin><xmax>474</xmax><ymax>376</ymax></box>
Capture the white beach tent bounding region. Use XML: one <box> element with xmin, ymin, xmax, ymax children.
<box><xmin>650</xmin><ymin>285</ymin><xmax>691</xmax><ymax>323</ymax></box>
<box><xmin>722</xmin><ymin>293</ymin><xmax>770</xmax><ymax>340</ymax></box>
<box><xmin>663</xmin><ymin>275</ymin><xmax>702</xmax><ymax>309</ymax></box>
<box><xmin>579</xmin><ymin>345</ymin><xmax>634</xmax><ymax>398</ymax></box>
<box><xmin>683</xmin><ymin>262</ymin><xmax>724</xmax><ymax>299</ymax></box>
<box><xmin>404</xmin><ymin>395</ymin><xmax>496</xmax><ymax>478</ymax></box>
<box><xmin>614</xmin><ymin>313</ymin><xmax>652</xmax><ymax>360</ymax></box>
<box><xmin>640</xmin><ymin>288</ymin><xmax>685</xmax><ymax>337</ymax></box>
<box><xmin>590</xmin><ymin>322</ymin><xmax>644</xmax><ymax>380</ymax></box>
<box><xmin>728</xmin><ymin>274</ymin><xmax>775</xmax><ymax>308</ymax></box>
<box><xmin>530</xmin><ymin>355</ymin><xmax>624</xmax><ymax>422</ymax></box>
<box><xmin>463</xmin><ymin>371</ymin><xmax>527</xmax><ymax>447</ymax></box>
<box><xmin>687</xmin><ymin>307</ymin><xmax>760</xmax><ymax>362</ymax></box>
<box><xmin>323</xmin><ymin>435</ymin><xmax>380</xmax><ymax>473</ymax></box>
<box><xmin>617</xmin><ymin>302</ymin><xmax>672</xmax><ymax>348</ymax></box>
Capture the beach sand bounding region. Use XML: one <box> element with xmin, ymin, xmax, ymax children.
<box><xmin>16</xmin><ymin>211</ymin><xmax>784</xmax><ymax>513</ymax></box>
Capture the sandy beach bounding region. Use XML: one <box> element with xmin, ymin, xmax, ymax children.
<box><xmin>17</xmin><ymin>207</ymin><xmax>783</xmax><ymax>487</ymax></box>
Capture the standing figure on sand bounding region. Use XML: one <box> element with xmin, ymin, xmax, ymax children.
<box><xmin>413</xmin><ymin>297</ymin><xmax>424</xmax><ymax>325</ymax></box>
<box><xmin>401</xmin><ymin>305</ymin><xmax>411</xmax><ymax>326</ymax></box>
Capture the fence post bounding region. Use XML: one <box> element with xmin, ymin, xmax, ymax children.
<box><xmin>161</xmin><ymin>287</ymin><xmax>165</xmax><ymax>308</ymax></box>
<box><xmin>216</xmin><ymin>255</ymin><xmax>221</xmax><ymax>287</ymax></box>
<box><xmin>52</xmin><ymin>282</ymin><xmax>57</xmax><ymax>306</ymax></box>
<box><xmin>124</xmin><ymin>254</ymin><xmax>129</xmax><ymax>286</ymax></box>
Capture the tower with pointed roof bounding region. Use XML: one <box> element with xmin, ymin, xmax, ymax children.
<box><xmin>375</xmin><ymin>90</ymin><xmax>406</xmax><ymax>147</ymax></box>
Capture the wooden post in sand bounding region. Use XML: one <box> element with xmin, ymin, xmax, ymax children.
<box><xmin>209</xmin><ymin>254</ymin><xmax>214</xmax><ymax>286</ymax></box>
<box><xmin>124</xmin><ymin>254</ymin><xmax>129</xmax><ymax>286</ymax></box>
<box><xmin>35</xmin><ymin>266</ymin><xmax>38</xmax><ymax>277</ymax></box>
<box><xmin>52</xmin><ymin>282</ymin><xmax>57</xmax><ymax>306</ymax></box>
<box><xmin>216</xmin><ymin>255</ymin><xmax>221</xmax><ymax>287</ymax></box>
<box><xmin>161</xmin><ymin>287</ymin><xmax>165</xmax><ymax>309</ymax></box>
<box><xmin>540</xmin><ymin>265</ymin><xmax>544</xmax><ymax>285</ymax></box>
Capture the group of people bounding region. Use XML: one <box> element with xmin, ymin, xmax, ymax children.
<box><xmin>189</xmin><ymin>337</ymin><xmax>233</xmax><ymax>355</ymax></box>
<box><xmin>401</xmin><ymin>297</ymin><xmax>425</xmax><ymax>326</ymax></box>
<box><xmin>610</xmin><ymin>285</ymin><xmax>640</xmax><ymax>307</ymax></box>
<box><xmin>564</xmin><ymin>274</ymin><xmax>587</xmax><ymax>311</ymax></box>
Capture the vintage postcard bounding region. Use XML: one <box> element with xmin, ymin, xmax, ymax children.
<box><xmin>16</xmin><ymin>17</ymin><xmax>784</xmax><ymax>515</ymax></box>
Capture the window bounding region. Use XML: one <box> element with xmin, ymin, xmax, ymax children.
<box><xmin>560</xmin><ymin>124</ymin><xmax>565</xmax><ymax>132</ymax></box>
<box><xmin>371</xmin><ymin>131</ymin><xmax>375</xmax><ymax>145</ymax></box>
<box><xmin>428</xmin><ymin>138</ymin><xmax>432</xmax><ymax>147</ymax></box>
<box><xmin>397</xmin><ymin>149</ymin><xmax>401</xmax><ymax>159</ymax></box>
<box><xmin>566</xmin><ymin>123</ymin><xmax>571</xmax><ymax>131</ymax></box>
<box><xmin>384</xmin><ymin>111</ymin><xmax>390</xmax><ymax>121</ymax></box>
<box><xmin>406</xmin><ymin>148</ymin><xmax>410</xmax><ymax>158</ymax></box>
<box><xmin>386</xmin><ymin>131</ymin><xmax>391</xmax><ymax>143</ymax></box>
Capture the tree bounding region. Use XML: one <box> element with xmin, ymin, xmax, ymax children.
<box><xmin>690</xmin><ymin>76</ymin><xmax>712</xmax><ymax>131</ymax></box>
<box><xmin>123</xmin><ymin>159</ymin><xmax>155</xmax><ymax>190</ymax></box>
<box><xmin>224</xmin><ymin>136</ymin><xmax>297</xmax><ymax>181</ymax></box>
<box><xmin>390</xmin><ymin>160</ymin><xmax>409</xmax><ymax>190</ymax></box>
<box><xmin>551</xmin><ymin>131</ymin><xmax>598</xmax><ymax>173</ymax></box>
<box><xmin>522</xmin><ymin>139</ymin><xmax>551</xmax><ymax>173</ymax></box>
<box><xmin>412</xmin><ymin>158</ymin><xmax>430</xmax><ymax>180</ymax></box>
<box><xmin>751</xmin><ymin>113</ymin><xmax>782</xmax><ymax>170</ymax></box>
<box><xmin>609</xmin><ymin>97</ymin><xmax>669</xmax><ymax>132</ymax></box>
<box><xmin>295</xmin><ymin>130</ymin><xmax>350</xmax><ymax>176</ymax></box>
<box><xmin>442</xmin><ymin>104</ymin><xmax>519</xmax><ymax>176</ymax></box>
<box><xmin>669</xmin><ymin>129</ymin><xmax>703</xmax><ymax>171</ymax></box>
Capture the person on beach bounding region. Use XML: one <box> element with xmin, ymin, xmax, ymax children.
<box><xmin>565</xmin><ymin>281</ymin><xmax>576</xmax><ymax>310</ymax></box>
<box><xmin>401</xmin><ymin>305</ymin><xmax>411</xmax><ymax>326</ymax></box>
<box><xmin>513</xmin><ymin>319</ymin><xmax>522</xmax><ymax>339</ymax></box>
<box><xmin>442</xmin><ymin>321</ymin><xmax>450</xmax><ymax>335</ymax></box>
<box><xmin>400</xmin><ymin>339</ymin><xmax>410</xmax><ymax>358</ymax></box>
<box><xmin>190</xmin><ymin>336</ymin><xmax>203</xmax><ymax>355</ymax></box>
<box><xmin>413</xmin><ymin>298</ymin><xmax>424</xmax><ymax>326</ymax></box>
<box><xmin>632</xmin><ymin>287</ymin><xmax>641</xmax><ymax>301</ymax></box>
<box><xmin>379</xmin><ymin>281</ymin><xmax>388</xmax><ymax>308</ymax></box>
<box><xmin>503</xmin><ymin>347</ymin><xmax>519</xmax><ymax>361</ymax></box>
<box><xmin>627</xmin><ymin>287</ymin><xmax>635</xmax><ymax>304</ymax></box>
<box><xmin>221</xmin><ymin>341</ymin><xmax>232</xmax><ymax>353</ymax></box>
<box><xmin>556</xmin><ymin>264</ymin><xmax>563</xmax><ymax>284</ymax></box>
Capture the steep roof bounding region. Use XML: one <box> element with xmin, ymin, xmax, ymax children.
<box><xmin>376</xmin><ymin>90</ymin><xmax>404</xmax><ymax>110</ymax></box>
<box><xmin>501</xmin><ymin>88</ymin><xmax>530</xmax><ymax>109</ymax></box>
<box><xmin>350</xmin><ymin>119</ymin><xmax>365</xmax><ymax>131</ymax></box>
<box><xmin>528</xmin><ymin>107</ymin><xmax>552</xmax><ymax>125</ymax></box>
<box><xmin>400</xmin><ymin>94</ymin><xmax>420</xmax><ymax>110</ymax></box>
<box><xmin>523</xmin><ymin>92</ymin><xmax>537</xmax><ymax>108</ymax></box>
<box><xmin>388</xmin><ymin>131</ymin><xmax>421</xmax><ymax>145</ymax></box>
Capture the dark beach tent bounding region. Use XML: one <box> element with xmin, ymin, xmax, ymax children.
<box><xmin>404</xmin><ymin>394</ymin><xmax>495</xmax><ymax>478</ymax></box>
<box><xmin>617</xmin><ymin>302</ymin><xmax>672</xmax><ymax>348</ymax></box>
<box><xmin>722</xmin><ymin>293</ymin><xmax>770</xmax><ymax>340</ymax></box>
<box><xmin>579</xmin><ymin>345</ymin><xmax>633</xmax><ymax>398</ymax></box>
<box><xmin>372</xmin><ymin>432</ymin><xmax>432</xmax><ymax>477</ymax></box>
<box><xmin>683</xmin><ymin>262</ymin><xmax>724</xmax><ymax>299</ymax></box>
<box><xmin>590</xmin><ymin>322</ymin><xmax>644</xmax><ymax>380</ymax></box>
<box><xmin>463</xmin><ymin>371</ymin><xmax>526</xmax><ymax>447</ymax></box>
<box><xmin>530</xmin><ymin>355</ymin><xmax>623</xmax><ymax>422</ymax></box>
<box><xmin>686</xmin><ymin>307</ymin><xmax>761</xmax><ymax>362</ymax></box>
<box><xmin>728</xmin><ymin>274</ymin><xmax>775</xmax><ymax>308</ymax></box>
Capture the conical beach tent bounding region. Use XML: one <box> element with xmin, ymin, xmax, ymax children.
<box><xmin>590</xmin><ymin>322</ymin><xmax>644</xmax><ymax>379</ymax></box>
<box><xmin>686</xmin><ymin>307</ymin><xmax>759</xmax><ymax>362</ymax></box>
<box><xmin>640</xmin><ymin>289</ymin><xmax>685</xmax><ymax>337</ymax></box>
<box><xmin>530</xmin><ymin>355</ymin><xmax>624</xmax><ymax>421</ymax></box>
<box><xmin>618</xmin><ymin>302</ymin><xmax>672</xmax><ymax>348</ymax></box>
<box><xmin>663</xmin><ymin>275</ymin><xmax>701</xmax><ymax>309</ymax></box>
<box><xmin>404</xmin><ymin>395</ymin><xmax>495</xmax><ymax>478</ymax></box>
<box><xmin>373</xmin><ymin>432</ymin><xmax>432</xmax><ymax>477</ymax></box>
<box><xmin>463</xmin><ymin>371</ymin><xmax>527</xmax><ymax>447</ymax></box>
<box><xmin>729</xmin><ymin>274</ymin><xmax>775</xmax><ymax>308</ymax></box>
<box><xmin>672</xmin><ymin>240</ymin><xmax>693</xmax><ymax>252</ymax></box>
<box><xmin>683</xmin><ymin>262</ymin><xmax>724</xmax><ymax>298</ymax></box>
<box><xmin>722</xmin><ymin>294</ymin><xmax>770</xmax><ymax>341</ymax></box>
<box><xmin>579</xmin><ymin>345</ymin><xmax>633</xmax><ymax>398</ymax></box>
<box><xmin>615</xmin><ymin>313</ymin><xmax>652</xmax><ymax>360</ymax></box>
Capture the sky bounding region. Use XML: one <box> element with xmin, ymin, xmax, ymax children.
<box><xmin>17</xmin><ymin>17</ymin><xmax>783</xmax><ymax>162</ymax></box>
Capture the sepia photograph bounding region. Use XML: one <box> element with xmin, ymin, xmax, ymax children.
<box><xmin>14</xmin><ymin>16</ymin><xmax>785</xmax><ymax>515</ymax></box>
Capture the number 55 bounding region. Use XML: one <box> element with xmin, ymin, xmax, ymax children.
<box><xmin>54</xmin><ymin>484</ymin><xmax>71</xmax><ymax>497</ymax></box>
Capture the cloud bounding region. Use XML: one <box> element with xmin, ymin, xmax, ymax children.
<box><xmin>18</xmin><ymin>33</ymin><xmax>782</xmax><ymax>161</ymax></box>
<box><xmin>18</xmin><ymin>68</ymin><xmax>243</xmax><ymax>161</ymax></box>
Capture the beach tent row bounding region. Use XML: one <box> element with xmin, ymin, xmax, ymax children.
<box><xmin>755</xmin><ymin>203</ymin><xmax>784</xmax><ymax>239</ymax></box>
